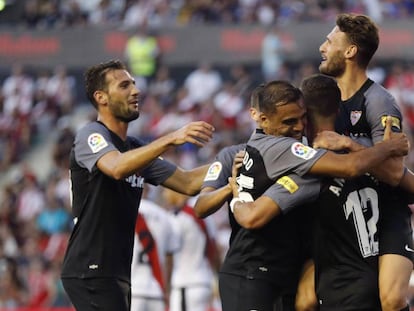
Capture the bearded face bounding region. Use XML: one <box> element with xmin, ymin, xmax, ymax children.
<box><xmin>319</xmin><ymin>49</ymin><xmax>347</xmax><ymax>78</ymax></box>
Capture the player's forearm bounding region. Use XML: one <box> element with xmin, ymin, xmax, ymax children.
<box><xmin>347</xmin><ymin>139</ymin><xmax>408</xmax><ymax>178</ymax></box>
<box><xmin>232</xmin><ymin>201</ymin><xmax>262</xmax><ymax>229</ymax></box>
<box><xmin>99</xmin><ymin>136</ymin><xmax>178</xmax><ymax>179</ymax></box>
<box><xmin>232</xmin><ymin>196</ymin><xmax>280</xmax><ymax>229</ymax></box>
<box><xmin>163</xmin><ymin>164</ymin><xmax>210</xmax><ymax>196</ymax></box>
<box><xmin>183</xmin><ymin>164</ymin><xmax>211</xmax><ymax>195</ymax></box>
<box><xmin>313</xmin><ymin>131</ymin><xmax>365</xmax><ymax>152</ymax></box>
<box><xmin>194</xmin><ymin>185</ymin><xmax>232</xmax><ymax>218</ymax></box>
<box><xmin>369</xmin><ymin>157</ymin><xmax>405</xmax><ymax>187</ymax></box>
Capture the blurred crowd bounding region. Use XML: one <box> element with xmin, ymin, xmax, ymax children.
<box><xmin>9</xmin><ymin>0</ymin><xmax>414</xmax><ymax>30</ymax></box>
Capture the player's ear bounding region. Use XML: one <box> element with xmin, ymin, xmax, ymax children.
<box><xmin>259</xmin><ymin>113</ymin><xmax>270</xmax><ymax>129</ymax></box>
<box><xmin>345</xmin><ymin>45</ymin><xmax>357</xmax><ymax>59</ymax></box>
<box><xmin>94</xmin><ymin>90</ymin><xmax>108</xmax><ymax>106</ymax></box>
<box><xmin>259</xmin><ymin>112</ymin><xmax>267</xmax><ymax>123</ymax></box>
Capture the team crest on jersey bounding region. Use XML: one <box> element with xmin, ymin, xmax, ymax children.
<box><xmin>87</xmin><ymin>133</ymin><xmax>108</xmax><ymax>153</ymax></box>
<box><xmin>380</xmin><ymin>115</ymin><xmax>401</xmax><ymax>130</ymax></box>
<box><xmin>204</xmin><ymin>161</ymin><xmax>222</xmax><ymax>181</ymax></box>
<box><xmin>291</xmin><ymin>142</ymin><xmax>317</xmax><ymax>160</ymax></box>
<box><xmin>350</xmin><ymin>110</ymin><xmax>362</xmax><ymax>125</ymax></box>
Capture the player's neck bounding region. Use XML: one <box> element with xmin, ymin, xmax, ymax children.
<box><xmin>336</xmin><ymin>66</ymin><xmax>368</xmax><ymax>101</ymax></box>
<box><xmin>97</xmin><ymin>115</ymin><xmax>129</xmax><ymax>141</ymax></box>
<box><xmin>307</xmin><ymin>120</ymin><xmax>335</xmax><ymax>146</ymax></box>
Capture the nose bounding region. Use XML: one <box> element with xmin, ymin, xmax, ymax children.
<box><xmin>132</xmin><ymin>85</ymin><xmax>140</xmax><ymax>97</ymax></box>
<box><xmin>319</xmin><ymin>41</ymin><xmax>326</xmax><ymax>53</ymax></box>
<box><xmin>295</xmin><ymin>119</ymin><xmax>306</xmax><ymax>134</ymax></box>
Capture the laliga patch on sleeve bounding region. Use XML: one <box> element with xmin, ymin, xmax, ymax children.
<box><xmin>204</xmin><ymin>161</ymin><xmax>222</xmax><ymax>181</ymax></box>
<box><xmin>276</xmin><ymin>176</ymin><xmax>298</xmax><ymax>194</ymax></box>
<box><xmin>291</xmin><ymin>142</ymin><xmax>317</xmax><ymax>160</ymax></box>
<box><xmin>87</xmin><ymin>133</ymin><xmax>108</xmax><ymax>153</ymax></box>
<box><xmin>381</xmin><ymin>115</ymin><xmax>401</xmax><ymax>130</ymax></box>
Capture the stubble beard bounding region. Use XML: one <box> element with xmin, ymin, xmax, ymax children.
<box><xmin>110</xmin><ymin>101</ymin><xmax>140</xmax><ymax>123</ymax></box>
<box><xmin>319</xmin><ymin>54</ymin><xmax>346</xmax><ymax>78</ymax></box>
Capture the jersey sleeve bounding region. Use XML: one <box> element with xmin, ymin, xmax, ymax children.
<box><xmin>263</xmin><ymin>138</ymin><xmax>328</xmax><ymax>178</ymax></box>
<box><xmin>263</xmin><ymin>174</ymin><xmax>321</xmax><ymax>214</ymax></box>
<box><xmin>201</xmin><ymin>144</ymin><xmax>245</xmax><ymax>190</ymax></box>
<box><xmin>125</xmin><ymin>136</ymin><xmax>177</xmax><ymax>185</ymax></box>
<box><xmin>141</xmin><ymin>157</ymin><xmax>177</xmax><ymax>186</ymax></box>
<box><xmin>365</xmin><ymin>85</ymin><xmax>403</xmax><ymax>143</ymax></box>
<box><xmin>74</xmin><ymin>123</ymin><xmax>118</xmax><ymax>172</ymax></box>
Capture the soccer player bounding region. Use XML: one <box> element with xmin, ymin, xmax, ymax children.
<box><xmin>60</xmin><ymin>59</ymin><xmax>214</xmax><ymax>311</ymax></box>
<box><xmin>220</xmin><ymin>80</ymin><xmax>408</xmax><ymax>311</ymax></box>
<box><xmin>194</xmin><ymin>88</ymin><xmax>316</xmax><ymax>310</ymax></box>
<box><xmin>319</xmin><ymin>13</ymin><xmax>414</xmax><ymax>311</ymax></box>
<box><xmin>303</xmin><ymin>74</ymin><xmax>384</xmax><ymax>310</ymax></box>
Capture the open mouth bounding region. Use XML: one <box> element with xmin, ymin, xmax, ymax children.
<box><xmin>129</xmin><ymin>100</ymin><xmax>139</xmax><ymax>108</ymax></box>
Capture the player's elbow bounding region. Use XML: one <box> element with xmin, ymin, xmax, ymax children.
<box><xmin>238</xmin><ymin>216</ymin><xmax>266</xmax><ymax>229</ymax></box>
<box><xmin>182</xmin><ymin>185</ymin><xmax>199</xmax><ymax>196</ymax></box>
<box><xmin>111</xmin><ymin>169</ymin><xmax>129</xmax><ymax>181</ymax></box>
<box><xmin>193</xmin><ymin>204</ymin><xmax>208</xmax><ymax>218</ymax></box>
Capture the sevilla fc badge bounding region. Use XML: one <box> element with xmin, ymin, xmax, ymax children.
<box><xmin>350</xmin><ymin>111</ymin><xmax>362</xmax><ymax>126</ymax></box>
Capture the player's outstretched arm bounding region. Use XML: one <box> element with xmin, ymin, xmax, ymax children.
<box><xmin>312</xmin><ymin>117</ymin><xmax>408</xmax><ymax>185</ymax></box>
<box><xmin>313</xmin><ymin>130</ymin><xmax>364</xmax><ymax>152</ymax></box>
<box><xmin>162</xmin><ymin>164</ymin><xmax>211</xmax><ymax>196</ymax></box>
<box><xmin>194</xmin><ymin>186</ymin><xmax>233</xmax><ymax>218</ymax></box>
<box><xmin>193</xmin><ymin>150</ymin><xmax>245</xmax><ymax>218</ymax></box>
<box><xmin>97</xmin><ymin>121</ymin><xmax>214</xmax><ymax>180</ymax></box>
<box><xmin>309</xmin><ymin>119</ymin><xmax>409</xmax><ymax>178</ymax></box>
<box><xmin>163</xmin><ymin>121</ymin><xmax>215</xmax><ymax>147</ymax></box>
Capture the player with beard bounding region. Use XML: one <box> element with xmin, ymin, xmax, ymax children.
<box><xmin>60</xmin><ymin>59</ymin><xmax>214</xmax><ymax>311</ymax></box>
<box><xmin>219</xmin><ymin>80</ymin><xmax>408</xmax><ymax>311</ymax></box>
<box><xmin>319</xmin><ymin>13</ymin><xmax>414</xmax><ymax>311</ymax></box>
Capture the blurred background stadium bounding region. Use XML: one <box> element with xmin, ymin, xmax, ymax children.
<box><xmin>0</xmin><ymin>0</ymin><xmax>414</xmax><ymax>309</ymax></box>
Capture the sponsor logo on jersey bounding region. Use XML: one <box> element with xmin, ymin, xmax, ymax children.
<box><xmin>204</xmin><ymin>161</ymin><xmax>222</xmax><ymax>181</ymax></box>
<box><xmin>381</xmin><ymin>115</ymin><xmax>401</xmax><ymax>130</ymax></box>
<box><xmin>276</xmin><ymin>176</ymin><xmax>298</xmax><ymax>193</ymax></box>
<box><xmin>237</xmin><ymin>174</ymin><xmax>254</xmax><ymax>189</ymax></box>
<box><xmin>87</xmin><ymin>133</ymin><xmax>108</xmax><ymax>153</ymax></box>
<box><xmin>350</xmin><ymin>110</ymin><xmax>362</xmax><ymax>125</ymax></box>
<box><xmin>125</xmin><ymin>175</ymin><xmax>145</xmax><ymax>188</ymax></box>
<box><xmin>290</xmin><ymin>142</ymin><xmax>317</xmax><ymax>160</ymax></box>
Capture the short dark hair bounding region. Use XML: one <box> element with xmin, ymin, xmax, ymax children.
<box><xmin>300</xmin><ymin>74</ymin><xmax>341</xmax><ymax>118</ymax></box>
<box><xmin>84</xmin><ymin>59</ymin><xmax>126</xmax><ymax>108</ymax></box>
<box><xmin>251</xmin><ymin>80</ymin><xmax>303</xmax><ymax>115</ymax></box>
<box><xmin>336</xmin><ymin>13</ymin><xmax>379</xmax><ymax>68</ymax></box>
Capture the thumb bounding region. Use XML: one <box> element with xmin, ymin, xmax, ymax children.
<box><xmin>383</xmin><ymin>115</ymin><xmax>392</xmax><ymax>141</ymax></box>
